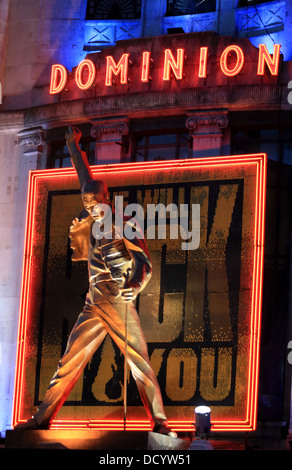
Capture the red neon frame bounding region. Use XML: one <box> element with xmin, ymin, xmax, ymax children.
<box><xmin>12</xmin><ymin>153</ymin><xmax>266</xmax><ymax>432</ymax></box>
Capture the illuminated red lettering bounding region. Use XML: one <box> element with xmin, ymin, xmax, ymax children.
<box><xmin>75</xmin><ymin>59</ymin><xmax>96</xmax><ymax>90</ymax></box>
<box><xmin>163</xmin><ymin>48</ymin><xmax>184</xmax><ymax>80</ymax></box>
<box><xmin>49</xmin><ymin>64</ymin><xmax>67</xmax><ymax>94</ymax></box>
<box><xmin>198</xmin><ymin>47</ymin><xmax>208</xmax><ymax>78</ymax></box>
<box><xmin>48</xmin><ymin>42</ymin><xmax>281</xmax><ymax>95</ymax></box>
<box><xmin>141</xmin><ymin>51</ymin><xmax>151</xmax><ymax>82</ymax></box>
<box><xmin>105</xmin><ymin>53</ymin><xmax>130</xmax><ymax>86</ymax></box>
<box><xmin>257</xmin><ymin>44</ymin><xmax>281</xmax><ymax>76</ymax></box>
<box><xmin>220</xmin><ymin>45</ymin><xmax>244</xmax><ymax>77</ymax></box>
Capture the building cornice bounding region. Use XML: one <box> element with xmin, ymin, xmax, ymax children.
<box><xmin>0</xmin><ymin>83</ymin><xmax>288</xmax><ymax>133</ymax></box>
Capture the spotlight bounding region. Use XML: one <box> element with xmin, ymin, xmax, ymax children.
<box><xmin>194</xmin><ymin>406</ymin><xmax>211</xmax><ymax>439</ymax></box>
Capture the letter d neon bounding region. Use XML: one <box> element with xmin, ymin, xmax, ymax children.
<box><xmin>50</xmin><ymin>64</ymin><xmax>67</xmax><ymax>94</ymax></box>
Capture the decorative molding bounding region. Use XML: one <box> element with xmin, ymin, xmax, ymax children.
<box><xmin>236</xmin><ymin>1</ymin><xmax>285</xmax><ymax>37</ymax></box>
<box><xmin>162</xmin><ymin>11</ymin><xmax>217</xmax><ymax>35</ymax></box>
<box><xmin>115</xmin><ymin>24</ymin><xmax>141</xmax><ymax>42</ymax></box>
<box><xmin>186</xmin><ymin>114</ymin><xmax>229</xmax><ymax>131</ymax></box>
<box><xmin>12</xmin><ymin>84</ymin><xmax>283</xmax><ymax>132</ymax></box>
<box><xmin>15</xmin><ymin>128</ymin><xmax>45</xmax><ymax>148</ymax></box>
<box><xmin>84</xmin><ymin>21</ymin><xmax>141</xmax><ymax>50</ymax></box>
<box><xmin>90</xmin><ymin>120</ymin><xmax>129</xmax><ymax>139</ymax></box>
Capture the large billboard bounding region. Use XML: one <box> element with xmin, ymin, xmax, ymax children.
<box><xmin>13</xmin><ymin>154</ymin><xmax>266</xmax><ymax>432</ymax></box>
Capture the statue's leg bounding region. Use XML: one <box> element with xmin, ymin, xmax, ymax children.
<box><xmin>33</xmin><ymin>304</ymin><xmax>107</xmax><ymax>427</ymax></box>
<box><xmin>95</xmin><ymin>291</ymin><xmax>170</xmax><ymax>431</ymax></box>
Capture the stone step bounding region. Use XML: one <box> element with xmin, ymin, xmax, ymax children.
<box><xmin>5</xmin><ymin>429</ymin><xmax>190</xmax><ymax>451</ymax></box>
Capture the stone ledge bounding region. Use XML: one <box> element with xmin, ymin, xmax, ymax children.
<box><xmin>5</xmin><ymin>429</ymin><xmax>190</xmax><ymax>451</ymax></box>
<box><xmin>0</xmin><ymin>83</ymin><xmax>285</xmax><ymax>133</ymax></box>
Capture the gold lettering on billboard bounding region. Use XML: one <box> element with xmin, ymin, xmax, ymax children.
<box><xmin>166</xmin><ymin>348</ymin><xmax>197</xmax><ymax>401</ymax></box>
<box><xmin>184</xmin><ymin>184</ymin><xmax>239</xmax><ymax>342</ymax></box>
<box><xmin>200</xmin><ymin>347</ymin><xmax>233</xmax><ymax>401</ymax></box>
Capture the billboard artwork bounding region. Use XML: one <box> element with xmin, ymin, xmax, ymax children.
<box><xmin>13</xmin><ymin>154</ymin><xmax>266</xmax><ymax>432</ymax></box>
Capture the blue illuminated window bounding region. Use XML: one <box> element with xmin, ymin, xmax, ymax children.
<box><xmin>232</xmin><ymin>127</ymin><xmax>292</xmax><ymax>165</ymax></box>
<box><xmin>86</xmin><ymin>0</ymin><xmax>142</xmax><ymax>20</ymax></box>
<box><xmin>238</xmin><ymin>0</ymin><xmax>275</xmax><ymax>6</ymax></box>
<box><xmin>132</xmin><ymin>131</ymin><xmax>191</xmax><ymax>162</ymax></box>
<box><xmin>165</xmin><ymin>0</ymin><xmax>216</xmax><ymax>15</ymax></box>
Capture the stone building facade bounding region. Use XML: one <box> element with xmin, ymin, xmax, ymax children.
<box><xmin>0</xmin><ymin>0</ymin><xmax>291</xmax><ymax>443</ymax></box>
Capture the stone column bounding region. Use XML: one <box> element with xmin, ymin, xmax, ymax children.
<box><xmin>185</xmin><ymin>111</ymin><xmax>229</xmax><ymax>158</ymax></box>
<box><xmin>0</xmin><ymin>125</ymin><xmax>45</xmax><ymax>433</ymax></box>
<box><xmin>217</xmin><ymin>0</ymin><xmax>236</xmax><ymax>37</ymax></box>
<box><xmin>13</xmin><ymin>127</ymin><xmax>46</xmax><ymax>299</ymax></box>
<box><xmin>15</xmin><ymin>127</ymin><xmax>45</xmax><ymax>169</ymax></box>
<box><xmin>90</xmin><ymin>118</ymin><xmax>130</xmax><ymax>164</ymax></box>
<box><xmin>141</xmin><ymin>0</ymin><xmax>165</xmax><ymax>37</ymax></box>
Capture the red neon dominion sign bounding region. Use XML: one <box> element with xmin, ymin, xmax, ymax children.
<box><xmin>49</xmin><ymin>36</ymin><xmax>281</xmax><ymax>97</ymax></box>
<box><xmin>13</xmin><ymin>154</ymin><xmax>266</xmax><ymax>433</ymax></box>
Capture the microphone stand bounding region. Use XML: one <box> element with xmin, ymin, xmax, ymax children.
<box><xmin>123</xmin><ymin>268</ymin><xmax>131</xmax><ymax>431</ymax></box>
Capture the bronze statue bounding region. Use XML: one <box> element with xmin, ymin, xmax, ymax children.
<box><xmin>16</xmin><ymin>126</ymin><xmax>177</xmax><ymax>438</ymax></box>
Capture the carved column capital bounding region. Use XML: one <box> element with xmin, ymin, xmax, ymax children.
<box><xmin>16</xmin><ymin>128</ymin><xmax>45</xmax><ymax>147</ymax></box>
<box><xmin>185</xmin><ymin>114</ymin><xmax>229</xmax><ymax>132</ymax></box>
<box><xmin>89</xmin><ymin>118</ymin><xmax>130</xmax><ymax>163</ymax></box>
<box><xmin>15</xmin><ymin>127</ymin><xmax>45</xmax><ymax>150</ymax></box>
<box><xmin>185</xmin><ymin>111</ymin><xmax>229</xmax><ymax>158</ymax></box>
<box><xmin>15</xmin><ymin>127</ymin><xmax>45</xmax><ymax>168</ymax></box>
<box><xmin>90</xmin><ymin>119</ymin><xmax>130</xmax><ymax>139</ymax></box>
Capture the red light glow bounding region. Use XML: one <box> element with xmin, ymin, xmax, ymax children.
<box><xmin>220</xmin><ymin>45</ymin><xmax>245</xmax><ymax>77</ymax></box>
<box><xmin>163</xmin><ymin>48</ymin><xmax>185</xmax><ymax>80</ymax></box>
<box><xmin>75</xmin><ymin>59</ymin><xmax>96</xmax><ymax>90</ymax></box>
<box><xmin>12</xmin><ymin>154</ymin><xmax>266</xmax><ymax>433</ymax></box>
<box><xmin>49</xmin><ymin>64</ymin><xmax>68</xmax><ymax>94</ymax></box>
<box><xmin>141</xmin><ymin>51</ymin><xmax>151</xmax><ymax>82</ymax></box>
<box><xmin>257</xmin><ymin>44</ymin><xmax>281</xmax><ymax>76</ymax></box>
<box><xmin>198</xmin><ymin>47</ymin><xmax>208</xmax><ymax>78</ymax></box>
<box><xmin>105</xmin><ymin>53</ymin><xmax>130</xmax><ymax>86</ymax></box>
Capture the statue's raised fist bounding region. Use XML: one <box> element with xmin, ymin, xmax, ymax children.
<box><xmin>65</xmin><ymin>126</ymin><xmax>82</xmax><ymax>144</ymax></box>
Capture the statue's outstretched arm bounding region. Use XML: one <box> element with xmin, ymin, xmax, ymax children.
<box><xmin>65</xmin><ymin>126</ymin><xmax>94</xmax><ymax>190</ymax></box>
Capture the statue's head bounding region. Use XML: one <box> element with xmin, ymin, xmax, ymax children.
<box><xmin>81</xmin><ymin>179</ymin><xmax>110</xmax><ymax>220</ymax></box>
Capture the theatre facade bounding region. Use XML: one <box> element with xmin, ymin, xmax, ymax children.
<box><xmin>0</xmin><ymin>1</ymin><xmax>291</xmax><ymax>443</ymax></box>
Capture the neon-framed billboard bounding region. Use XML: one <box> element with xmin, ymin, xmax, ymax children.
<box><xmin>12</xmin><ymin>153</ymin><xmax>266</xmax><ymax>433</ymax></box>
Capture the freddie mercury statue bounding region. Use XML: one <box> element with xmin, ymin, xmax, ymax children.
<box><xmin>16</xmin><ymin>126</ymin><xmax>177</xmax><ymax>439</ymax></box>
